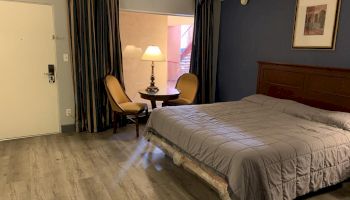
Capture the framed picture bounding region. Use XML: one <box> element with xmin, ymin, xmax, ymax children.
<box><xmin>292</xmin><ymin>0</ymin><xmax>341</xmax><ymax>49</ymax></box>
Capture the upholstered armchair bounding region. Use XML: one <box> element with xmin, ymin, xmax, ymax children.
<box><xmin>104</xmin><ymin>75</ymin><xmax>148</xmax><ymax>137</ymax></box>
<box><xmin>164</xmin><ymin>73</ymin><xmax>199</xmax><ymax>106</ymax></box>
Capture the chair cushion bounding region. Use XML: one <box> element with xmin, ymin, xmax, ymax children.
<box><xmin>119</xmin><ymin>102</ymin><xmax>147</xmax><ymax>113</ymax></box>
<box><xmin>166</xmin><ymin>97</ymin><xmax>192</xmax><ymax>106</ymax></box>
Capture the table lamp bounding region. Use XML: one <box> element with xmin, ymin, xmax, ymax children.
<box><xmin>142</xmin><ymin>45</ymin><xmax>165</xmax><ymax>93</ymax></box>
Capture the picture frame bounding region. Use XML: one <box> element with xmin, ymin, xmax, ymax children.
<box><xmin>292</xmin><ymin>0</ymin><xmax>341</xmax><ymax>49</ymax></box>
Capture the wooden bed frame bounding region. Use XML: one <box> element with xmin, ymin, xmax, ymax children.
<box><xmin>257</xmin><ymin>61</ymin><xmax>350</xmax><ymax>112</ymax></box>
<box><xmin>146</xmin><ymin>61</ymin><xmax>350</xmax><ymax>200</ymax></box>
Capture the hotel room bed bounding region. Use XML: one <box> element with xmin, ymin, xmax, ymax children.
<box><xmin>145</xmin><ymin>62</ymin><xmax>350</xmax><ymax>200</ymax></box>
<box><xmin>146</xmin><ymin>94</ymin><xmax>350</xmax><ymax>200</ymax></box>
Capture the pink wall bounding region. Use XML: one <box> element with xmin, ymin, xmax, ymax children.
<box><xmin>167</xmin><ymin>26</ymin><xmax>181</xmax><ymax>81</ymax></box>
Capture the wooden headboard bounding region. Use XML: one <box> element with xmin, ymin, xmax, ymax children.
<box><xmin>257</xmin><ymin>61</ymin><xmax>350</xmax><ymax>112</ymax></box>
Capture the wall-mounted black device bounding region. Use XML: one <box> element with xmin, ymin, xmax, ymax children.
<box><xmin>45</xmin><ymin>64</ymin><xmax>55</xmax><ymax>83</ymax></box>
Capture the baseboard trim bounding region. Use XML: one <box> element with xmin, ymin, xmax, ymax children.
<box><xmin>0</xmin><ymin>132</ymin><xmax>59</xmax><ymax>142</ymax></box>
<box><xmin>61</xmin><ymin>124</ymin><xmax>76</xmax><ymax>133</ymax></box>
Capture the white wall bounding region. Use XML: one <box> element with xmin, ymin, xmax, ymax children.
<box><xmin>120</xmin><ymin>0</ymin><xmax>195</xmax><ymax>16</ymax></box>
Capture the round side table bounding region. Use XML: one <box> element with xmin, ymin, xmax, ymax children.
<box><xmin>139</xmin><ymin>88</ymin><xmax>180</xmax><ymax>109</ymax></box>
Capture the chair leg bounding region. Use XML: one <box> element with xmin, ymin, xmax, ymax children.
<box><xmin>135</xmin><ymin>114</ymin><xmax>139</xmax><ymax>138</ymax></box>
<box><xmin>113</xmin><ymin>112</ymin><xmax>118</xmax><ymax>134</ymax></box>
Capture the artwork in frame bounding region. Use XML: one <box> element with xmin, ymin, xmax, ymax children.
<box><xmin>292</xmin><ymin>0</ymin><xmax>341</xmax><ymax>49</ymax></box>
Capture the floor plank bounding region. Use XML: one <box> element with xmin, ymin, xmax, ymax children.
<box><xmin>0</xmin><ymin>125</ymin><xmax>349</xmax><ymax>200</ymax></box>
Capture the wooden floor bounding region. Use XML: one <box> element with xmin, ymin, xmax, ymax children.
<box><xmin>1</xmin><ymin>125</ymin><xmax>350</xmax><ymax>200</ymax></box>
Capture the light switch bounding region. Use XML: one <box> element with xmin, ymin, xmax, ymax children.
<box><xmin>65</xmin><ymin>109</ymin><xmax>72</xmax><ymax>117</ymax></box>
<box><xmin>63</xmin><ymin>53</ymin><xmax>69</xmax><ymax>62</ymax></box>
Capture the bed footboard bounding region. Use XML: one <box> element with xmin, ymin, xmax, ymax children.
<box><xmin>145</xmin><ymin>133</ymin><xmax>231</xmax><ymax>200</ymax></box>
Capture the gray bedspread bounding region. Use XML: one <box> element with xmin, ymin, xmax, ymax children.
<box><xmin>145</xmin><ymin>95</ymin><xmax>350</xmax><ymax>200</ymax></box>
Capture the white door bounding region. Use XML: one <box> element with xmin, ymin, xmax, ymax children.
<box><xmin>0</xmin><ymin>1</ymin><xmax>59</xmax><ymax>140</ymax></box>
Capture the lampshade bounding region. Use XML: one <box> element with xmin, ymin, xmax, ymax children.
<box><xmin>141</xmin><ymin>45</ymin><xmax>165</xmax><ymax>61</ymax></box>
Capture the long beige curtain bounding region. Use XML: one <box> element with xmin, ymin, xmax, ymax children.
<box><xmin>68</xmin><ymin>0</ymin><xmax>124</xmax><ymax>132</ymax></box>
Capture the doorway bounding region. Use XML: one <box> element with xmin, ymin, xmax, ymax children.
<box><xmin>0</xmin><ymin>1</ymin><xmax>60</xmax><ymax>140</ymax></box>
<box><xmin>119</xmin><ymin>11</ymin><xmax>194</xmax><ymax>108</ymax></box>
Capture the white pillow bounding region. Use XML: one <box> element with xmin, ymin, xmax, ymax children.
<box><xmin>281</xmin><ymin>102</ymin><xmax>325</xmax><ymax>121</ymax></box>
<box><xmin>315</xmin><ymin>111</ymin><xmax>350</xmax><ymax>131</ymax></box>
<box><xmin>242</xmin><ymin>94</ymin><xmax>298</xmax><ymax>110</ymax></box>
<box><xmin>242</xmin><ymin>94</ymin><xmax>279</xmax><ymax>105</ymax></box>
<box><xmin>242</xmin><ymin>95</ymin><xmax>350</xmax><ymax>131</ymax></box>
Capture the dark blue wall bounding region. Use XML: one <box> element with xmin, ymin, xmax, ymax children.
<box><xmin>217</xmin><ymin>0</ymin><xmax>350</xmax><ymax>101</ymax></box>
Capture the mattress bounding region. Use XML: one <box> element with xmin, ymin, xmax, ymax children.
<box><xmin>145</xmin><ymin>94</ymin><xmax>350</xmax><ymax>200</ymax></box>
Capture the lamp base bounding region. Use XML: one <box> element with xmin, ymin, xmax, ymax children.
<box><xmin>146</xmin><ymin>85</ymin><xmax>159</xmax><ymax>93</ymax></box>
